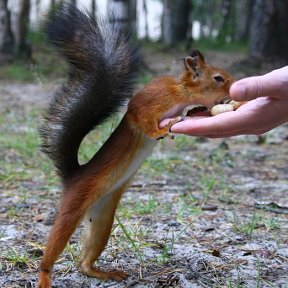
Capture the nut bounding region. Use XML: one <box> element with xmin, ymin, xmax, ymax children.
<box><xmin>230</xmin><ymin>100</ymin><xmax>243</xmax><ymax>110</ymax></box>
<box><xmin>211</xmin><ymin>104</ymin><xmax>234</xmax><ymax>116</ymax></box>
<box><xmin>211</xmin><ymin>101</ymin><xmax>245</xmax><ymax>116</ymax></box>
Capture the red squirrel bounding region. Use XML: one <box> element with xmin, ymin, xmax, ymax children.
<box><xmin>38</xmin><ymin>4</ymin><xmax>234</xmax><ymax>287</ymax></box>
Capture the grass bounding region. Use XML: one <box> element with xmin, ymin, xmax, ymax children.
<box><xmin>115</xmin><ymin>213</ymin><xmax>193</xmax><ymax>269</ymax></box>
<box><xmin>6</xmin><ymin>207</ymin><xmax>18</xmax><ymax>220</ymax></box>
<box><xmin>0</xmin><ymin>105</ymin><xmax>286</xmax><ymax>288</ymax></box>
<box><xmin>0</xmin><ymin>110</ymin><xmax>50</xmax><ymax>194</ymax></box>
<box><xmin>0</xmin><ymin>112</ymin><xmax>39</xmax><ymax>156</ymax></box>
<box><xmin>232</xmin><ymin>210</ymin><xmax>260</xmax><ymax>237</ymax></box>
<box><xmin>134</xmin><ymin>195</ymin><xmax>158</xmax><ymax>215</ymax></box>
<box><xmin>230</xmin><ymin>210</ymin><xmax>282</xmax><ymax>239</ymax></box>
<box><xmin>78</xmin><ymin>114</ymin><xmax>122</xmax><ymax>164</ymax></box>
<box><xmin>226</xmin><ymin>276</ymin><xmax>244</xmax><ymax>288</ymax></box>
<box><xmin>141</xmin><ymin>157</ymin><xmax>171</xmax><ymax>175</ymax></box>
<box><xmin>194</xmin><ymin>38</ymin><xmax>249</xmax><ymax>53</ymax></box>
<box><xmin>264</xmin><ymin>217</ymin><xmax>281</xmax><ymax>231</ymax></box>
<box><xmin>176</xmin><ymin>192</ymin><xmax>202</xmax><ymax>221</ymax></box>
<box><xmin>1</xmin><ymin>47</ymin><xmax>287</xmax><ymax>286</ymax></box>
<box><xmin>0</xmin><ymin>62</ymin><xmax>34</xmax><ymax>82</ymax></box>
<box><xmin>0</xmin><ymin>30</ymin><xmax>67</xmax><ymax>82</ymax></box>
<box><xmin>115</xmin><ymin>215</ymin><xmax>145</xmax><ymax>263</ymax></box>
<box><xmin>4</xmin><ymin>247</ymin><xmax>30</xmax><ymax>268</ymax></box>
<box><xmin>65</xmin><ymin>243</ymin><xmax>81</xmax><ymax>264</ymax></box>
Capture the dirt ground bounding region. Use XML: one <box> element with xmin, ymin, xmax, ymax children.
<box><xmin>0</xmin><ymin>50</ymin><xmax>288</xmax><ymax>288</ymax></box>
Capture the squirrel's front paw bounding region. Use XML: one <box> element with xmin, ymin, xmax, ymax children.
<box><xmin>156</xmin><ymin>116</ymin><xmax>184</xmax><ymax>140</ymax></box>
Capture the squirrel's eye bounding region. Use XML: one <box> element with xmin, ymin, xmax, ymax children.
<box><xmin>213</xmin><ymin>75</ymin><xmax>225</xmax><ymax>83</ymax></box>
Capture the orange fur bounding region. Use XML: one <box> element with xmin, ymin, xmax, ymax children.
<box><xmin>38</xmin><ymin>51</ymin><xmax>234</xmax><ymax>287</ymax></box>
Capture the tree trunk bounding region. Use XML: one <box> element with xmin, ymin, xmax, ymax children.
<box><xmin>35</xmin><ymin>0</ymin><xmax>41</xmax><ymax>23</ymax></box>
<box><xmin>15</xmin><ymin>0</ymin><xmax>31</xmax><ymax>60</ymax></box>
<box><xmin>91</xmin><ymin>0</ymin><xmax>97</xmax><ymax>21</ymax></box>
<box><xmin>162</xmin><ymin>0</ymin><xmax>192</xmax><ymax>46</ymax></box>
<box><xmin>217</xmin><ymin>0</ymin><xmax>232</xmax><ymax>42</ymax></box>
<box><xmin>0</xmin><ymin>0</ymin><xmax>14</xmax><ymax>63</ymax></box>
<box><xmin>206</xmin><ymin>1</ymin><xmax>217</xmax><ymax>38</ymax></box>
<box><xmin>235</xmin><ymin>0</ymin><xmax>254</xmax><ymax>41</ymax></box>
<box><xmin>108</xmin><ymin>0</ymin><xmax>130</xmax><ymax>32</ymax></box>
<box><xmin>128</xmin><ymin>0</ymin><xmax>137</xmax><ymax>35</ymax></box>
<box><xmin>143</xmin><ymin>0</ymin><xmax>149</xmax><ymax>40</ymax></box>
<box><xmin>198</xmin><ymin>1</ymin><xmax>206</xmax><ymax>39</ymax></box>
<box><xmin>250</xmin><ymin>0</ymin><xmax>288</xmax><ymax>60</ymax></box>
<box><xmin>51</xmin><ymin>0</ymin><xmax>64</xmax><ymax>9</ymax></box>
<box><xmin>108</xmin><ymin>0</ymin><xmax>136</xmax><ymax>34</ymax></box>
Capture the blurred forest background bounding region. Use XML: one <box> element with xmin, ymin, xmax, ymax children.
<box><xmin>1</xmin><ymin>0</ymin><xmax>288</xmax><ymax>80</ymax></box>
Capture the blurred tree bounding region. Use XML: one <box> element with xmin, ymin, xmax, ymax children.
<box><xmin>192</xmin><ymin>0</ymin><xmax>252</xmax><ymax>43</ymax></box>
<box><xmin>128</xmin><ymin>0</ymin><xmax>137</xmax><ymax>35</ymax></box>
<box><xmin>234</xmin><ymin>0</ymin><xmax>253</xmax><ymax>41</ymax></box>
<box><xmin>206</xmin><ymin>1</ymin><xmax>218</xmax><ymax>38</ymax></box>
<box><xmin>217</xmin><ymin>0</ymin><xmax>233</xmax><ymax>42</ymax></box>
<box><xmin>51</xmin><ymin>0</ymin><xmax>65</xmax><ymax>9</ymax></box>
<box><xmin>108</xmin><ymin>0</ymin><xmax>136</xmax><ymax>34</ymax></box>
<box><xmin>193</xmin><ymin>0</ymin><xmax>222</xmax><ymax>39</ymax></box>
<box><xmin>91</xmin><ymin>0</ymin><xmax>97</xmax><ymax>20</ymax></box>
<box><xmin>108</xmin><ymin>0</ymin><xmax>128</xmax><ymax>22</ymax></box>
<box><xmin>162</xmin><ymin>0</ymin><xmax>192</xmax><ymax>46</ymax></box>
<box><xmin>36</xmin><ymin>0</ymin><xmax>41</xmax><ymax>23</ymax></box>
<box><xmin>15</xmin><ymin>0</ymin><xmax>31</xmax><ymax>60</ymax></box>
<box><xmin>0</xmin><ymin>0</ymin><xmax>14</xmax><ymax>63</ymax></box>
<box><xmin>143</xmin><ymin>0</ymin><xmax>149</xmax><ymax>40</ymax></box>
<box><xmin>250</xmin><ymin>0</ymin><xmax>288</xmax><ymax>60</ymax></box>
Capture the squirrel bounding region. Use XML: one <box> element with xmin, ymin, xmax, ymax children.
<box><xmin>38</xmin><ymin>4</ymin><xmax>234</xmax><ymax>288</ymax></box>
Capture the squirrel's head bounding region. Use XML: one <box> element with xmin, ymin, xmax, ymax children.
<box><xmin>182</xmin><ymin>49</ymin><xmax>234</xmax><ymax>108</ymax></box>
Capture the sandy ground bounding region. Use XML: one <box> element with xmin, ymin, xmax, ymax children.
<box><xmin>0</xmin><ymin>50</ymin><xmax>287</xmax><ymax>288</ymax></box>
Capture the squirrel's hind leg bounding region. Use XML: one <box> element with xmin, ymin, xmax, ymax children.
<box><xmin>79</xmin><ymin>184</ymin><xmax>127</xmax><ymax>281</ymax></box>
<box><xmin>38</xmin><ymin>183</ymin><xmax>94</xmax><ymax>288</ymax></box>
<box><xmin>38</xmin><ymin>270</ymin><xmax>51</xmax><ymax>288</ymax></box>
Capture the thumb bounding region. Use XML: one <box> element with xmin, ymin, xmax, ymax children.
<box><xmin>230</xmin><ymin>74</ymin><xmax>281</xmax><ymax>102</ymax></box>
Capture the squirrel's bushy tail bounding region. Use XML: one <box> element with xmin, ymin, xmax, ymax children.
<box><xmin>40</xmin><ymin>4</ymin><xmax>140</xmax><ymax>180</ymax></box>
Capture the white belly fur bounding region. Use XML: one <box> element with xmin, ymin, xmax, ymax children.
<box><xmin>87</xmin><ymin>137</ymin><xmax>157</xmax><ymax>220</ymax></box>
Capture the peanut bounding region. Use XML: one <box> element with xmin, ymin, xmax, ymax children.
<box><xmin>211</xmin><ymin>104</ymin><xmax>233</xmax><ymax>116</ymax></box>
<box><xmin>211</xmin><ymin>100</ymin><xmax>245</xmax><ymax>116</ymax></box>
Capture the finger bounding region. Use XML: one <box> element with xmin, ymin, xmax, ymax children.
<box><xmin>205</xmin><ymin>119</ymin><xmax>286</xmax><ymax>138</ymax></box>
<box><xmin>159</xmin><ymin>115</ymin><xmax>209</xmax><ymax>129</ymax></box>
<box><xmin>230</xmin><ymin>74</ymin><xmax>283</xmax><ymax>102</ymax></box>
<box><xmin>159</xmin><ymin>118</ymin><xmax>172</xmax><ymax>129</ymax></box>
<box><xmin>170</xmin><ymin>111</ymin><xmax>250</xmax><ymax>136</ymax></box>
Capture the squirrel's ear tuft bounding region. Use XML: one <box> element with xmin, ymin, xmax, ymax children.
<box><xmin>190</xmin><ymin>49</ymin><xmax>205</xmax><ymax>64</ymax></box>
<box><xmin>184</xmin><ymin>49</ymin><xmax>206</xmax><ymax>78</ymax></box>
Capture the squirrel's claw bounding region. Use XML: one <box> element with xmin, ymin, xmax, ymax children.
<box><xmin>168</xmin><ymin>116</ymin><xmax>184</xmax><ymax>139</ymax></box>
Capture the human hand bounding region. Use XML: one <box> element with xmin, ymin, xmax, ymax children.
<box><xmin>159</xmin><ymin>66</ymin><xmax>288</xmax><ymax>138</ymax></box>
